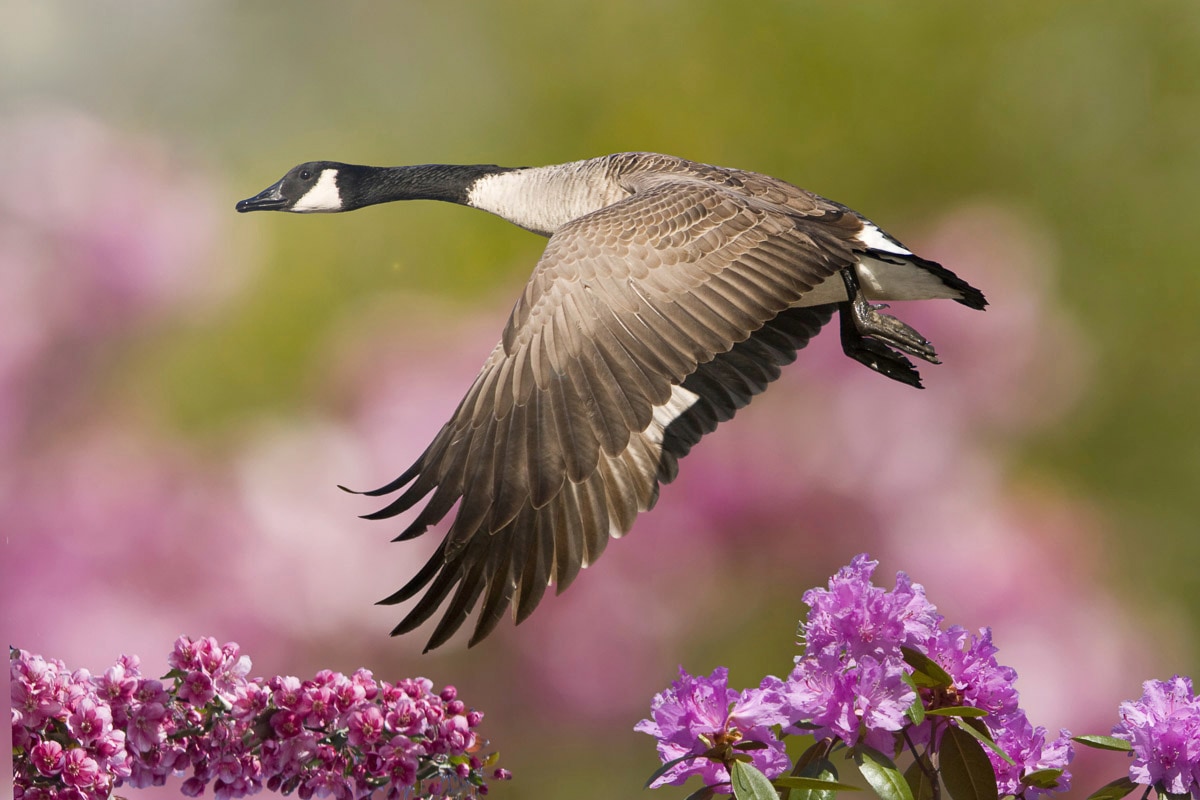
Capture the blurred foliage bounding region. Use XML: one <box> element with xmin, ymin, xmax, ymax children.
<box><xmin>4</xmin><ymin>0</ymin><xmax>1200</xmax><ymax>797</ymax></box>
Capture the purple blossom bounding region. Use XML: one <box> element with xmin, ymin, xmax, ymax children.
<box><xmin>785</xmin><ymin>653</ymin><xmax>915</xmax><ymax>751</ymax></box>
<box><xmin>1113</xmin><ymin>675</ymin><xmax>1200</xmax><ymax>795</ymax></box>
<box><xmin>801</xmin><ymin>554</ymin><xmax>941</xmax><ymax>663</ymax></box>
<box><xmin>986</xmin><ymin>713</ymin><xmax>1073</xmax><ymax>799</ymax></box>
<box><xmin>635</xmin><ymin>666</ymin><xmax>790</xmax><ymax>791</ymax></box>
<box><xmin>783</xmin><ymin>554</ymin><xmax>929</xmax><ymax>751</ymax></box>
<box><xmin>924</xmin><ymin>626</ymin><xmax>1019</xmax><ymax>718</ymax></box>
<box><xmin>645</xmin><ymin>556</ymin><xmax>1077</xmax><ymax>799</ymax></box>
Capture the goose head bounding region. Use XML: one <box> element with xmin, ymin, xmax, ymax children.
<box><xmin>236</xmin><ymin>161</ymin><xmax>352</xmax><ymax>213</ymax></box>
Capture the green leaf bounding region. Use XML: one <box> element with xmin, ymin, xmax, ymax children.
<box><xmin>789</xmin><ymin>722</ymin><xmax>822</xmax><ymax>731</ymax></box>
<box><xmin>645</xmin><ymin>752</ymin><xmax>705</xmax><ymax>788</ymax></box>
<box><xmin>1071</xmin><ymin>735</ymin><xmax>1133</xmax><ymax>752</ymax></box>
<box><xmin>854</xmin><ymin>745</ymin><xmax>915</xmax><ymax>800</ymax></box>
<box><xmin>901</xmin><ymin>673</ymin><xmax>926</xmax><ymax>726</ymax></box>
<box><xmin>953</xmin><ymin>719</ymin><xmax>1016</xmax><ymax>766</ymax></box>
<box><xmin>792</xmin><ymin>738</ymin><xmax>836</xmax><ymax>776</ymax></box>
<box><xmin>901</xmin><ymin>647</ymin><xmax>953</xmax><ymax>689</ymax></box>
<box><xmin>903</xmin><ymin>758</ymin><xmax>936</xmax><ymax>800</ymax></box>
<box><xmin>775</xmin><ymin>776</ymin><xmax>862</xmax><ymax>792</ymax></box>
<box><xmin>925</xmin><ymin>706</ymin><xmax>989</xmax><ymax>718</ymax></box>
<box><xmin>1084</xmin><ymin>776</ymin><xmax>1138</xmax><ymax>800</ymax></box>
<box><xmin>938</xmin><ymin>724</ymin><xmax>999</xmax><ymax>800</ymax></box>
<box><xmin>736</xmin><ymin>740</ymin><xmax>771</xmax><ymax>751</ymax></box>
<box><xmin>731</xmin><ymin>760</ymin><xmax>782</xmax><ymax>800</ymax></box>
<box><xmin>788</xmin><ymin>742</ymin><xmax>842</xmax><ymax>800</ymax></box>
<box><xmin>1020</xmin><ymin>769</ymin><xmax>1064</xmax><ymax>790</ymax></box>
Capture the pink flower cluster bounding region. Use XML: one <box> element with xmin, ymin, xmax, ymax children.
<box><xmin>11</xmin><ymin>637</ymin><xmax>510</xmax><ymax>800</ymax></box>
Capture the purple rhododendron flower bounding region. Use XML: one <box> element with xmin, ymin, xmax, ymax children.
<box><xmin>785</xmin><ymin>554</ymin><xmax>927</xmax><ymax>750</ymax></box>
<box><xmin>985</xmin><ymin>712</ymin><xmax>1073</xmax><ymax>799</ymax></box>
<box><xmin>924</xmin><ymin>625</ymin><xmax>1019</xmax><ymax>719</ymax></box>
<box><xmin>801</xmin><ymin>554</ymin><xmax>941</xmax><ymax>663</ymax></box>
<box><xmin>636</xmin><ymin>666</ymin><xmax>790</xmax><ymax>791</ymax></box>
<box><xmin>1113</xmin><ymin>675</ymin><xmax>1200</xmax><ymax>795</ymax></box>
<box><xmin>786</xmin><ymin>653</ymin><xmax>915</xmax><ymax>751</ymax></box>
<box><xmin>645</xmin><ymin>555</ymin><xmax>1076</xmax><ymax>799</ymax></box>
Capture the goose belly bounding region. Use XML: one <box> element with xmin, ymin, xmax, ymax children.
<box><xmin>792</xmin><ymin>256</ymin><xmax>961</xmax><ymax>307</ymax></box>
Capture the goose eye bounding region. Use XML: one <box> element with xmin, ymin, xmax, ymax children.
<box><xmin>299</xmin><ymin>169</ymin><xmax>312</xmax><ymax>181</ymax></box>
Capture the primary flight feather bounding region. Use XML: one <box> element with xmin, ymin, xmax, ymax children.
<box><xmin>237</xmin><ymin>152</ymin><xmax>986</xmax><ymax>651</ymax></box>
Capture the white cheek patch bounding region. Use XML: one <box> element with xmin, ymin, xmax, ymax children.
<box><xmin>291</xmin><ymin>169</ymin><xmax>343</xmax><ymax>212</ymax></box>
<box><xmin>856</xmin><ymin>221</ymin><xmax>912</xmax><ymax>255</ymax></box>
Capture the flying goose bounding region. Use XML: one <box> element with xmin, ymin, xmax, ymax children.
<box><xmin>237</xmin><ymin>152</ymin><xmax>986</xmax><ymax>651</ymax></box>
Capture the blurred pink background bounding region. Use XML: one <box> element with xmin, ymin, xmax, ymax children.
<box><xmin>3</xmin><ymin>103</ymin><xmax>1178</xmax><ymax>797</ymax></box>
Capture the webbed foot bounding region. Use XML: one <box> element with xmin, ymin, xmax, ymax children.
<box><xmin>837</xmin><ymin>268</ymin><xmax>940</xmax><ymax>389</ymax></box>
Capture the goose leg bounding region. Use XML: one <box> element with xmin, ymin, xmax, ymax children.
<box><xmin>837</xmin><ymin>268</ymin><xmax>939</xmax><ymax>389</ymax></box>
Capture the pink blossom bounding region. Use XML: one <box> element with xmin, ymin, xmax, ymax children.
<box><xmin>348</xmin><ymin>705</ymin><xmax>386</xmax><ymax>747</ymax></box>
<box><xmin>271</xmin><ymin>675</ymin><xmax>304</xmax><ymax>710</ymax></box>
<box><xmin>433</xmin><ymin>714</ymin><xmax>474</xmax><ymax>754</ymax></box>
<box><xmin>95</xmin><ymin>660</ymin><xmax>138</xmax><ymax>716</ymax></box>
<box><xmin>230</xmin><ymin>682</ymin><xmax>270</xmax><ymax>721</ymax></box>
<box><xmin>270</xmin><ymin>709</ymin><xmax>303</xmax><ymax>739</ymax></box>
<box><xmin>30</xmin><ymin>740</ymin><xmax>65</xmax><ymax>777</ymax></box>
<box><xmin>177</xmin><ymin>670</ymin><xmax>216</xmax><ymax>706</ymax></box>
<box><xmin>125</xmin><ymin>701</ymin><xmax>169</xmax><ymax>753</ymax></box>
<box><xmin>14</xmin><ymin>640</ymin><xmax>505</xmax><ymax>798</ymax></box>
<box><xmin>67</xmin><ymin>697</ymin><xmax>113</xmax><ymax>745</ymax></box>
<box><xmin>385</xmin><ymin>693</ymin><xmax>427</xmax><ymax>737</ymax></box>
<box><xmin>60</xmin><ymin>748</ymin><xmax>102</xmax><ymax>791</ymax></box>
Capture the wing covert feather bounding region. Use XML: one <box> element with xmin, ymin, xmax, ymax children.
<box><xmin>373</xmin><ymin>176</ymin><xmax>859</xmax><ymax>650</ymax></box>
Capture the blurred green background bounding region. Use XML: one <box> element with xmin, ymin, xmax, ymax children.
<box><xmin>4</xmin><ymin>1</ymin><xmax>1199</xmax><ymax>797</ymax></box>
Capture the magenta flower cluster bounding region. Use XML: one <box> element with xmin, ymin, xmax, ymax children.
<box><xmin>11</xmin><ymin>636</ymin><xmax>510</xmax><ymax>800</ymax></box>
<box><xmin>638</xmin><ymin>554</ymin><xmax>1073</xmax><ymax>797</ymax></box>
<box><xmin>1113</xmin><ymin>675</ymin><xmax>1200</xmax><ymax>796</ymax></box>
<box><xmin>635</xmin><ymin>667</ymin><xmax>791</xmax><ymax>788</ymax></box>
<box><xmin>792</xmin><ymin>556</ymin><xmax>1071</xmax><ymax>797</ymax></box>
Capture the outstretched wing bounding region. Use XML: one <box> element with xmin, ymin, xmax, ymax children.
<box><xmin>363</xmin><ymin>178</ymin><xmax>863</xmax><ymax>650</ymax></box>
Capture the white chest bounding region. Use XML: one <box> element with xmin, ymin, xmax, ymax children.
<box><xmin>466</xmin><ymin>164</ymin><xmax>626</xmax><ymax>237</ymax></box>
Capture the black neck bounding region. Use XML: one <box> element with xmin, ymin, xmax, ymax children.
<box><xmin>336</xmin><ymin>163</ymin><xmax>513</xmax><ymax>210</ymax></box>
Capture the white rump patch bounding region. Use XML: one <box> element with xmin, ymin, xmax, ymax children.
<box><xmin>856</xmin><ymin>221</ymin><xmax>912</xmax><ymax>255</ymax></box>
<box><xmin>291</xmin><ymin>169</ymin><xmax>343</xmax><ymax>212</ymax></box>
<box><xmin>856</xmin><ymin>256</ymin><xmax>960</xmax><ymax>301</ymax></box>
<box><xmin>643</xmin><ymin>384</ymin><xmax>701</xmax><ymax>447</ymax></box>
